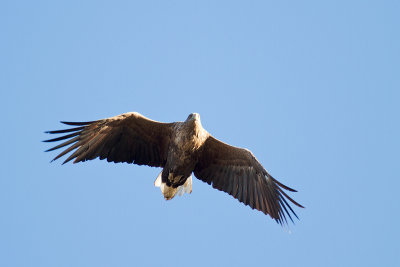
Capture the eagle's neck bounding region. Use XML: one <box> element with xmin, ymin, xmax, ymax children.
<box><xmin>177</xmin><ymin>119</ymin><xmax>209</xmax><ymax>150</ymax></box>
<box><xmin>192</xmin><ymin>120</ymin><xmax>209</xmax><ymax>148</ymax></box>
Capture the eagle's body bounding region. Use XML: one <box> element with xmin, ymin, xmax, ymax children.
<box><xmin>164</xmin><ymin>113</ymin><xmax>208</xmax><ymax>186</ymax></box>
<box><xmin>44</xmin><ymin>112</ymin><xmax>303</xmax><ymax>224</ymax></box>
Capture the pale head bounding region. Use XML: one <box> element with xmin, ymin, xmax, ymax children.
<box><xmin>186</xmin><ymin>113</ymin><xmax>200</xmax><ymax>122</ymax></box>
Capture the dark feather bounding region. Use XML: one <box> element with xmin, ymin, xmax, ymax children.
<box><xmin>45</xmin><ymin>126</ymin><xmax>85</xmax><ymax>134</ymax></box>
<box><xmin>194</xmin><ymin>136</ymin><xmax>303</xmax><ymax>225</ymax></box>
<box><xmin>45</xmin><ymin>112</ymin><xmax>175</xmax><ymax>168</ymax></box>
<box><xmin>60</xmin><ymin>121</ymin><xmax>96</xmax><ymax>126</ymax></box>
<box><xmin>45</xmin><ymin>136</ymin><xmax>80</xmax><ymax>152</ymax></box>
<box><xmin>43</xmin><ymin>132</ymin><xmax>81</xmax><ymax>143</ymax></box>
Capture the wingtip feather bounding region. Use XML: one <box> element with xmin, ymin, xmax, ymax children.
<box><xmin>60</xmin><ymin>121</ymin><xmax>96</xmax><ymax>126</ymax></box>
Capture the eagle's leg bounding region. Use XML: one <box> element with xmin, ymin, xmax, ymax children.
<box><xmin>154</xmin><ymin>170</ymin><xmax>192</xmax><ymax>200</ymax></box>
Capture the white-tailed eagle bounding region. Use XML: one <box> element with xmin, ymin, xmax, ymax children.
<box><xmin>44</xmin><ymin>112</ymin><xmax>303</xmax><ymax>224</ymax></box>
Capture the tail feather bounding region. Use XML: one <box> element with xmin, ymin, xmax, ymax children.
<box><xmin>154</xmin><ymin>172</ymin><xmax>192</xmax><ymax>200</ymax></box>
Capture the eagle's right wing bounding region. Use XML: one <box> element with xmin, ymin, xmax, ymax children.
<box><xmin>194</xmin><ymin>136</ymin><xmax>303</xmax><ymax>224</ymax></box>
<box><xmin>44</xmin><ymin>112</ymin><xmax>175</xmax><ymax>167</ymax></box>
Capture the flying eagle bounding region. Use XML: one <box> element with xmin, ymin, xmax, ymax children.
<box><xmin>44</xmin><ymin>112</ymin><xmax>303</xmax><ymax>224</ymax></box>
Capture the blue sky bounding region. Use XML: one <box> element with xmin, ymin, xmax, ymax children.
<box><xmin>1</xmin><ymin>1</ymin><xmax>399</xmax><ymax>266</ymax></box>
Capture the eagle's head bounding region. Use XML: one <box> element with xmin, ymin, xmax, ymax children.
<box><xmin>186</xmin><ymin>113</ymin><xmax>200</xmax><ymax>122</ymax></box>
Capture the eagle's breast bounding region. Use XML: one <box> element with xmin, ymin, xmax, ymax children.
<box><xmin>173</xmin><ymin>119</ymin><xmax>209</xmax><ymax>153</ymax></box>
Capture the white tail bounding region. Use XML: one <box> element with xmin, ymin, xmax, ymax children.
<box><xmin>154</xmin><ymin>171</ymin><xmax>192</xmax><ymax>200</ymax></box>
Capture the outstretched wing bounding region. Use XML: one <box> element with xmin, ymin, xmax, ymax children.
<box><xmin>44</xmin><ymin>112</ymin><xmax>175</xmax><ymax>167</ymax></box>
<box><xmin>194</xmin><ymin>136</ymin><xmax>303</xmax><ymax>224</ymax></box>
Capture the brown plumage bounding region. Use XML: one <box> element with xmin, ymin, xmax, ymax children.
<box><xmin>44</xmin><ymin>112</ymin><xmax>303</xmax><ymax>224</ymax></box>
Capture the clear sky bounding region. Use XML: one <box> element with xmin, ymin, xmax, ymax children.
<box><xmin>1</xmin><ymin>1</ymin><xmax>399</xmax><ymax>266</ymax></box>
